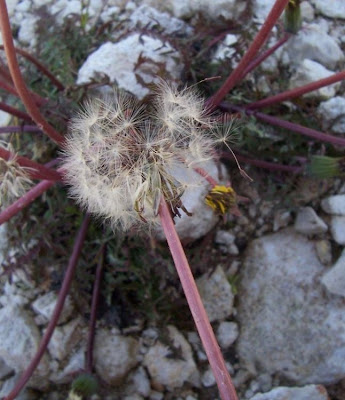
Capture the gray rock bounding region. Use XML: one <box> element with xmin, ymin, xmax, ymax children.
<box><xmin>215</xmin><ymin>230</ymin><xmax>239</xmax><ymax>255</ymax></box>
<box><xmin>48</xmin><ymin>317</ymin><xmax>83</xmax><ymax>361</ymax></box>
<box><xmin>249</xmin><ymin>384</ymin><xmax>328</xmax><ymax>400</ymax></box>
<box><xmin>330</xmin><ymin>216</ymin><xmax>345</xmax><ymax>245</ymax></box>
<box><xmin>51</xmin><ymin>347</ymin><xmax>85</xmax><ymax>384</ymax></box>
<box><xmin>197</xmin><ymin>265</ymin><xmax>234</xmax><ymax>323</ymax></box>
<box><xmin>317</xmin><ymin>97</ymin><xmax>345</xmax><ymax>134</ymax></box>
<box><xmin>285</xmin><ymin>24</ymin><xmax>344</xmax><ymax>69</ymax></box>
<box><xmin>0</xmin><ymin>357</ymin><xmax>13</xmax><ymax>380</ymax></box>
<box><xmin>294</xmin><ymin>207</ymin><xmax>328</xmax><ymax>235</ymax></box>
<box><xmin>311</xmin><ymin>0</ymin><xmax>345</xmax><ymax>19</ymax></box>
<box><xmin>143</xmin><ymin>325</ymin><xmax>198</xmax><ymax>390</ymax></box>
<box><xmin>253</xmin><ymin>0</ymin><xmax>275</xmax><ymax>21</ymax></box>
<box><xmin>300</xmin><ymin>1</ymin><xmax>314</xmax><ymax>22</ymax></box>
<box><xmin>125</xmin><ymin>366</ymin><xmax>151</xmax><ymax>398</ymax></box>
<box><xmin>31</xmin><ymin>291</ymin><xmax>74</xmax><ymax>325</ymax></box>
<box><xmin>94</xmin><ymin>329</ymin><xmax>139</xmax><ymax>385</ymax></box>
<box><xmin>144</xmin><ymin>0</ymin><xmax>247</xmax><ymax>20</ymax></box>
<box><xmin>321</xmin><ymin>249</ymin><xmax>345</xmax><ymax>297</ymax></box>
<box><xmin>237</xmin><ymin>228</ymin><xmax>345</xmax><ymax>384</ymax></box>
<box><xmin>129</xmin><ymin>5</ymin><xmax>192</xmax><ymax>35</ymax></box>
<box><xmin>77</xmin><ymin>35</ymin><xmax>183</xmax><ymax>99</ymax></box>
<box><xmin>216</xmin><ymin>321</ymin><xmax>239</xmax><ymax>349</ymax></box>
<box><xmin>289</xmin><ymin>59</ymin><xmax>340</xmax><ymax>99</ymax></box>
<box><xmin>0</xmin><ymin>305</ymin><xmax>50</xmax><ymax>380</ymax></box>
<box><xmin>0</xmin><ymin>375</ymin><xmax>37</xmax><ymax>400</ymax></box>
<box><xmin>321</xmin><ymin>194</ymin><xmax>345</xmax><ymax>215</ymax></box>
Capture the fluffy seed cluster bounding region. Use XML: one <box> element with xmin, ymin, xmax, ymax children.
<box><xmin>0</xmin><ymin>141</ymin><xmax>32</xmax><ymax>207</ymax></box>
<box><xmin>63</xmin><ymin>82</ymin><xmax>224</xmax><ymax>230</ymax></box>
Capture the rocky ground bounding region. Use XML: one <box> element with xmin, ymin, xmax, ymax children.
<box><xmin>1</xmin><ymin>0</ymin><xmax>345</xmax><ymax>399</ymax></box>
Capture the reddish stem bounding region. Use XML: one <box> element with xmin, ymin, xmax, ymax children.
<box><xmin>0</xmin><ymin>125</ymin><xmax>42</xmax><ymax>133</ymax></box>
<box><xmin>0</xmin><ymin>77</ymin><xmax>46</xmax><ymax>107</ymax></box>
<box><xmin>0</xmin><ymin>0</ymin><xmax>64</xmax><ymax>145</ymax></box>
<box><xmin>223</xmin><ymin>103</ymin><xmax>345</xmax><ymax>147</ymax></box>
<box><xmin>86</xmin><ymin>244</ymin><xmax>105</xmax><ymax>374</ymax></box>
<box><xmin>158</xmin><ymin>196</ymin><xmax>238</xmax><ymax>400</ymax></box>
<box><xmin>246</xmin><ymin>70</ymin><xmax>345</xmax><ymax>110</ymax></box>
<box><xmin>193</xmin><ymin>166</ymin><xmax>218</xmax><ymax>187</ymax></box>
<box><xmin>241</xmin><ymin>33</ymin><xmax>290</xmax><ymax>78</ymax></box>
<box><xmin>0</xmin><ymin>147</ymin><xmax>62</xmax><ymax>181</ymax></box>
<box><xmin>207</xmin><ymin>0</ymin><xmax>290</xmax><ymax>110</ymax></box>
<box><xmin>3</xmin><ymin>215</ymin><xmax>90</xmax><ymax>400</ymax></box>
<box><xmin>0</xmin><ymin>45</ymin><xmax>65</xmax><ymax>91</ymax></box>
<box><xmin>0</xmin><ymin>101</ymin><xmax>32</xmax><ymax>122</ymax></box>
<box><xmin>221</xmin><ymin>151</ymin><xmax>303</xmax><ymax>173</ymax></box>
<box><xmin>0</xmin><ymin>178</ymin><xmax>56</xmax><ymax>225</ymax></box>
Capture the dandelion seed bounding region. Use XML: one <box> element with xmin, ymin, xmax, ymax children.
<box><xmin>0</xmin><ymin>141</ymin><xmax>33</xmax><ymax>207</ymax></box>
<box><xmin>62</xmin><ymin>83</ymin><xmax>242</xmax><ymax>230</ymax></box>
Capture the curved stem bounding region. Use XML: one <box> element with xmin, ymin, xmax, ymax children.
<box><xmin>3</xmin><ymin>215</ymin><xmax>90</xmax><ymax>400</ymax></box>
<box><xmin>0</xmin><ymin>0</ymin><xmax>64</xmax><ymax>145</ymax></box>
<box><xmin>158</xmin><ymin>197</ymin><xmax>238</xmax><ymax>400</ymax></box>
<box><xmin>0</xmin><ymin>45</ymin><xmax>65</xmax><ymax>91</ymax></box>
<box><xmin>207</xmin><ymin>0</ymin><xmax>290</xmax><ymax>110</ymax></box>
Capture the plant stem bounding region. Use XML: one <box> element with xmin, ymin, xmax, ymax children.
<box><xmin>222</xmin><ymin>103</ymin><xmax>345</xmax><ymax>147</ymax></box>
<box><xmin>86</xmin><ymin>244</ymin><xmax>105</xmax><ymax>374</ymax></box>
<box><xmin>0</xmin><ymin>0</ymin><xmax>64</xmax><ymax>145</ymax></box>
<box><xmin>3</xmin><ymin>214</ymin><xmax>90</xmax><ymax>400</ymax></box>
<box><xmin>0</xmin><ymin>45</ymin><xmax>65</xmax><ymax>91</ymax></box>
<box><xmin>0</xmin><ymin>147</ymin><xmax>62</xmax><ymax>181</ymax></box>
<box><xmin>206</xmin><ymin>0</ymin><xmax>290</xmax><ymax>110</ymax></box>
<box><xmin>0</xmin><ymin>125</ymin><xmax>42</xmax><ymax>134</ymax></box>
<box><xmin>246</xmin><ymin>70</ymin><xmax>345</xmax><ymax>110</ymax></box>
<box><xmin>221</xmin><ymin>151</ymin><xmax>304</xmax><ymax>173</ymax></box>
<box><xmin>241</xmin><ymin>33</ymin><xmax>290</xmax><ymax>78</ymax></box>
<box><xmin>0</xmin><ymin>101</ymin><xmax>33</xmax><ymax>122</ymax></box>
<box><xmin>158</xmin><ymin>196</ymin><xmax>238</xmax><ymax>400</ymax></box>
<box><xmin>0</xmin><ymin>179</ymin><xmax>56</xmax><ymax>225</ymax></box>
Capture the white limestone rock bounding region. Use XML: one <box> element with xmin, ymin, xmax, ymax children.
<box><xmin>212</xmin><ymin>34</ymin><xmax>238</xmax><ymax>62</ymax></box>
<box><xmin>285</xmin><ymin>24</ymin><xmax>344</xmax><ymax>70</ymax></box>
<box><xmin>300</xmin><ymin>1</ymin><xmax>315</xmax><ymax>22</ymax></box>
<box><xmin>237</xmin><ymin>228</ymin><xmax>345</xmax><ymax>384</ymax></box>
<box><xmin>330</xmin><ymin>216</ymin><xmax>345</xmax><ymax>245</ymax></box>
<box><xmin>311</xmin><ymin>0</ymin><xmax>345</xmax><ymax>19</ymax></box>
<box><xmin>155</xmin><ymin>161</ymin><xmax>228</xmax><ymax>241</ymax></box>
<box><xmin>51</xmin><ymin>347</ymin><xmax>85</xmax><ymax>384</ymax></box>
<box><xmin>253</xmin><ymin>0</ymin><xmax>275</xmax><ymax>21</ymax></box>
<box><xmin>196</xmin><ymin>265</ymin><xmax>234</xmax><ymax>323</ymax></box>
<box><xmin>317</xmin><ymin>97</ymin><xmax>345</xmax><ymax>133</ymax></box>
<box><xmin>143</xmin><ymin>325</ymin><xmax>198</xmax><ymax>390</ymax></box>
<box><xmin>129</xmin><ymin>5</ymin><xmax>192</xmax><ymax>36</ymax></box>
<box><xmin>47</xmin><ymin>317</ymin><xmax>83</xmax><ymax>361</ymax></box>
<box><xmin>321</xmin><ymin>194</ymin><xmax>345</xmax><ymax>215</ymax></box>
<box><xmin>93</xmin><ymin>329</ymin><xmax>139</xmax><ymax>385</ymax></box>
<box><xmin>125</xmin><ymin>367</ymin><xmax>151</xmax><ymax>398</ymax></box>
<box><xmin>249</xmin><ymin>384</ymin><xmax>329</xmax><ymax>400</ymax></box>
<box><xmin>0</xmin><ymin>305</ymin><xmax>50</xmax><ymax>381</ymax></box>
<box><xmin>289</xmin><ymin>59</ymin><xmax>340</xmax><ymax>99</ymax></box>
<box><xmin>77</xmin><ymin>34</ymin><xmax>183</xmax><ymax>99</ymax></box>
<box><xmin>321</xmin><ymin>249</ymin><xmax>345</xmax><ymax>297</ymax></box>
<box><xmin>216</xmin><ymin>321</ymin><xmax>239</xmax><ymax>349</ymax></box>
<box><xmin>294</xmin><ymin>207</ymin><xmax>328</xmax><ymax>235</ymax></box>
<box><xmin>143</xmin><ymin>0</ymin><xmax>248</xmax><ymax>21</ymax></box>
<box><xmin>31</xmin><ymin>291</ymin><xmax>74</xmax><ymax>325</ymax></box>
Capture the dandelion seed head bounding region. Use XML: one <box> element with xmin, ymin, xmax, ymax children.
<box><xmin>62</xmin><ymin>83</ymin><xmax>235</xmax><ymax>231</ymax></box>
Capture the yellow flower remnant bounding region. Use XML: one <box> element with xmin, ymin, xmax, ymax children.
<box><xmin>205</xmin><ymin>185</ymin><xmax>237</xmax><ymax>215</ymax></box>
